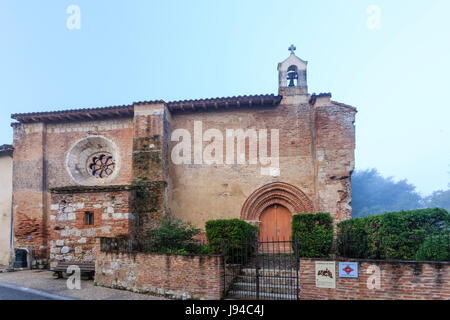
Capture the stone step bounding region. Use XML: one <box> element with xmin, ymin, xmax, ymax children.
<box><xmin>227</xmin><ymin>290</ymin><xmax>298</xmax><ymax>300</ymax></box>
<box><xmin>232</xmin><ymin>282</ymin><xmax>298</xmax><ymax>295</ymax></box>
<box><xmin>240</xmin><ymin>268</ymin><xmax>297</xmax><ymax>277</ymax></box>
<box><xmin>236</xmin><ymin>275</ymin><xmax>297</xmax><ymax>286</ymax></box>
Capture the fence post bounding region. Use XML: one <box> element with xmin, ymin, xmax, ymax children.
<box><xmin>221</xmin><ymin>238</ymin><xmax>226</xmax><ymax>298</ymax></box>
<box><xmin>295</xmin><ymin>234</ymin><xmax>300</xmax><ymax>300</ymax></box>
<box><xmin>255</xmin><ymin>239</ymin><xmax>260</xmax><ymax>300</ymax></box>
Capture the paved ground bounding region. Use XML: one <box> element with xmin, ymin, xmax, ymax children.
<box><xmin>0</xmin><ymin>270</ymin><xmax>167</xmax><ymax>300</ymax></box>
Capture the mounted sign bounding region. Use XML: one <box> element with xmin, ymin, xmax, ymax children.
<box><xmin>315</xmin><ymin>261</ymin><xmax>336</xmax><ymax>289</ymax></box>
<box><xmin>339</xmin><ymin>262</ymin><xmax>359</xmax><ymax>278</ymax></box>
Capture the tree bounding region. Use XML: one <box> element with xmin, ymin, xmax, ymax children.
<box><xmin>351</xmin><ymin>169</ymin><xmax>422</xmax><ymax>218</ymax></box>
<box><xmin>422</xmin><ymin>188</ymin><xmax>450</xmax><ymax>213</ymax></box>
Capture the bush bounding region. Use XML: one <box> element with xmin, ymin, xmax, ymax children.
<box><xmin>145</xmin><ymin>217</ymin><xmax>203</xmax><ymax>254</ymax></box>
<box><xmin>205</xmin><ymin>219</ymin><xmax>258</xmax><ymax>263</ymax></box>
<box><xmin>337</xmin><ymin>208</ymin><xmax>450</xmax><ymax>260</ymax></box>
<box><xmin>415</xmin><ymin>234</ymin><xmax>450</xmax><ymax>261</ymax></box>
<box><xmin>291</xmin><ymin>213</ymin><xmax>334</xmax><ymax>258</ymax></box>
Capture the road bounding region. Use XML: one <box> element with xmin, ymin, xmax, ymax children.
<box><xmin>0</xmin><ymin>282</ymin><xmax>71</xmax><ymax>300</ymax></box>
<box><xmin>0</xmin><ymin>270</ymin><xmax>166</xmax><ymax>300</ymax></box>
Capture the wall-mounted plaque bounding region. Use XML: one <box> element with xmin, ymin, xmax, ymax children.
<box><xmin>339</xmin><ymin>262</ymin><xmax>358</xmax><ymax>278</ymax></box>
<box><xmin>315</xmin><ymin>261</ymin><xmax>336</xmax><ymax>289</ymax></box>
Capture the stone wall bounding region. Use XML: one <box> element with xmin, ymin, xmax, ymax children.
<box><xmin>94</xmin><ymin>240</ymin><xmax>226</xmax><ymax>300</ymax></box>
<box><xmin>48</xmin><ymin>190</ymin><xmax>133</xmax><ymax>268</ymax></box>
<box><xmin>300</xmin><ymin>258</ymin><xmax>450</xmax><ymax>300</ymax></box>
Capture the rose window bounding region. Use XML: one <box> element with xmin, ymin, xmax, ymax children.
<box><xmin>66</xmin><ymin>136</ymin><xmax>120</xmax><ymax>185</ymax></box>
<box><xmin>89</xmin><ymin>154</ymin><xmax>115</xmax><ymax>178</ymax></box>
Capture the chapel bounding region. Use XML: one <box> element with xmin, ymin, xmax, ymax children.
<box><xmin>11</xmin><ymin>47</ymin><xmax>356</xmax><ymax>268</ymax></box>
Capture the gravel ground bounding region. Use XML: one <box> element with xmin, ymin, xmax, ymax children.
<box><xmin>0</xmin><ymin>270</ymin><xmax>168</xmax><ymax>300</ymax></box>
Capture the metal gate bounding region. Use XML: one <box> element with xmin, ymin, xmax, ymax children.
<box><xmin>222</xmin><ymin>237</ymin><xmax>300</xmax><ymax>300</ymax></box>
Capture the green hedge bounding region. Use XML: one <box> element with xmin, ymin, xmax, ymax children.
<box><xmin>337</xmin><ymin>208</ymin><xmax>450</xmax><ymax>260</ymax></box>
<box><xmin>205</xmin><ymin>219</ymin><xmax>258</xmax><ymax>262</ymax></box>
<box><xmin>291</xmin><ymin>213</ymin><xmax>334</xmax><ymax>258</ymax></box>
<box><xmin>415</xmin><ymin>234</ymin><xmax>450</xmax><ymax>261</ymax></box>
<box><xmin>145</xmin><ymin>218</ymin><xmax>203</xmax><ymax>254</ymax></box>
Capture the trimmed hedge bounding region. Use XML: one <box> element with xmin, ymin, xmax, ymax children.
<box><xmin>415</xmin><ymin>234</ymin><xmax>450</xmax><ymax>261</ymax></box>
<box><xmin>337</xmin><ymin>208</ymin><xmax>450</xmax><ymax>260</ymax></box>
<box><xmin>291</xmin><ymin>213</ymin><xmax>334</xmax><ymax>258</ymax></box>
<box><xmin>205</xmin><ymin>219</ymin><xmax>258</xmax><ymax>262</ymax></box>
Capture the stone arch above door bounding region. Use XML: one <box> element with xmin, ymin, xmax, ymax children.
<box><xmin>240</xmin><ymin>182</ymin><xmax>314</xmax><ymax>222</ymax></box>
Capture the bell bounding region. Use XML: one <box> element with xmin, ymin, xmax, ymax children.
<box><xmin>287</xmin><ymin>71</ymin><xmax>298</xmax><ymax>87</ymax></box>
<box><xmin>288</xmin><ymin>77</ymin><xmax>295</xmax><ymax>87</ymax></box>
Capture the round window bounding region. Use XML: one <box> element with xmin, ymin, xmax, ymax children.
<box><xmin>88</xmin><ymin>153</ymin><xmax>115</xmax><ymax>178</ymax></box>
<box><xmin>66</xmin><ymin>136</ymin><xmax>120</xmax><ymax>185</ymax></box>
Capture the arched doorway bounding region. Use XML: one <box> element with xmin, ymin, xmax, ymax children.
<box><xmin>241</xmin><ymin>182</ymin><xmax>314</xmax><ymax>253</ymax></box>
<box><xmin>259</xmin><ymin>204</ymin><xmax>292</xmax><ymax>241</ymax></box>
<box><xmin>240</xmin><ymin>182</ymin><xmax>314</xmax><ymax>222</ymax></box>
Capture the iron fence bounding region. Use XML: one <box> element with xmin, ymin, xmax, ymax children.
<box><xmin>221</xmin><ymin>236</ymin><xmax>300</xmax><ymax>300</ymax></box>
<box><xmin>100</xmin><ymin>237</ymin><xmax>140</xmax><ymax>253</ymax></box>
<box><xmin>100</xmin><ymin>237</ymin><xmax>208</xmax><ymax>254</ymax></box>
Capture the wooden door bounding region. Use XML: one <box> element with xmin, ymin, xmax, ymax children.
<box><xmin>259</xmin><ymin>204</ymin><xmax>292</xmax><ymax>241</ymax></box>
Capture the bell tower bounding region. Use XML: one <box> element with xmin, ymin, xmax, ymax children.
<box><xmin>278</xmin><ymin>44</ymin><xmax>308</xmax><ymax>95</ymax></box>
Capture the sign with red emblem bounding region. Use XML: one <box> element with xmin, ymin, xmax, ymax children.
<box><xmin>339</xmin><ymin>262</ymin><xmax>358</xmax><ymax>278</ymax></box>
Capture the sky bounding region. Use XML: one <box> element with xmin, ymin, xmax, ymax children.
<box><xmin>0</xmin><ymin>0</ymin><xmax>449</xmax><ymax>195</ymax></box>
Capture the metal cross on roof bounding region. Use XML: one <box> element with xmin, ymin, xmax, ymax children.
<box><xmin>288</xmin><ymin>44</ymin><xmax>296</xmax><ymax>54</ymax></box>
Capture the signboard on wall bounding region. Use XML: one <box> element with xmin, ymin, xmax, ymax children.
<box><xmin>315</xmin><ymin>261</ymin><xmax>336</xmax><ymax>289</ymax></box>
<box><xmin>339</xmin><ymin>262</ymin><xmax>358</xmax><ymax>278</ymax></box>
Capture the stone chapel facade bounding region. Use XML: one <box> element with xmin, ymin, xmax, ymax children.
<box><xmin>11</xmin><ymin>49</ymin><xmax>356</xmax><ymax>269</ymax></box>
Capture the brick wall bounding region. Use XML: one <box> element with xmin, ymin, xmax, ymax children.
<box><xmin>168</xmin><ymin>95</ymin><xmax>356</xmax><ymax>230</ymax></box>
<box><xmin>12</xmin><ymin>118</ymin><xmax>134</xmax><ymax>268</ymax></box>
<box><xmin>94</xmin><ymin>239</ymin><xmax>226</xmax><ymax>300</ymax></box>
<box><xmin>12</xmin><ymin>93</ymin><xmax>356</xmax><ymax>268</ymax></box>
<box><xmin>132</xmin><ymin>103</ymin><xmax>169</xmax><ymax>240</ymax></box>
<box><xmin>300</xmin><ymin>258</ymin><xmax>450</xmax><ymax>300</ymax></box>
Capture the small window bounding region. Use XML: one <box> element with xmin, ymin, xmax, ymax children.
<box><xmin>84</xmin><ymin>212</ymin><xmax>94</xmax><ymax>226</ymax></box>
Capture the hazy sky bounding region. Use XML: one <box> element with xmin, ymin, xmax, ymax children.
<box><xmin>0</xmin><ymin>1</ymin><xmax>449</xmax><ymax>195</ymax></box>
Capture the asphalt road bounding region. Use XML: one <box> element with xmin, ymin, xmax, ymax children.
<box><xmin>0</xmin><ymin>270</ymin><xmax>166</xmax><ymax>300</ymax></box>
<box><xmin>0</xmin><ymin>286</ymin><xmax>52</xmax><ymax>300</ymax></box>
<box><xmin>0</xmin><ymin>282</ymin><xmax>71</xmax><ymax>300</ymax></box>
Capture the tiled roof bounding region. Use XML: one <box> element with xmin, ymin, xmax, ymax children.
<box><xmin>11</xmin><ymin>94</ymin><xmax>282</xmax><ymax>123</ymax></box>
<box><xmin>308</xmin><ymin>93</ymin><xmax>357</xmax><ymax>111</ymax></box>
<box><xmin>167</xmin><ymin>94</ymin><xmax>282</xmax><ymax>112</ymax></box>
<box><xmin>0</xmin><ymin>144</ymin><xmax>13</xmax><ymax>156</ymax></box>
<box><xmin>11</xmin><ymin>104</ymin><xmax>134</xmax><ymax>123</ymax></box>
<box><xmin>331</xmin><ymin>101</ymin><xmax>357</xmax><ymax>111</ymax></box>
